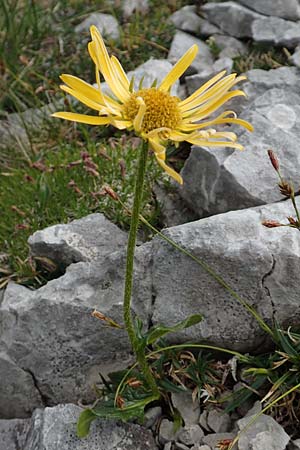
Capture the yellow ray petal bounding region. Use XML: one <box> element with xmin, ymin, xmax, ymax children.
<box><xmin>90</xmin><ymin>26</ymin><xmax>130</xmax><ymax>103</ymax></box>
<box><xmin>60</xmin><ymin>74</ymin><xmax>104</xmax><ymax>104</ymax></box>
<box><xmin>133</xmin><ymin>97</ymin><xmax>146</xmax><ymax>132</ymax></box>
<box><xmin>111</xmin><ymin>119</ymin><xmax>132</xmax><ymax>130</ymax></box>
<box><xmin>52</xmin><ymin>112</ymin><xmax>111</xmax><ymax>125</ymax></box>
<box><xmin>111</xmin><ymin>55</ymin><xmax>130</xmax><ymax>90</ymax></box>
<box><xmin>210</xmin><ymin>131</ymin><xmax>237</xmax><ymax>141</ymax></box>
<box><xmin>180</xmin><ymin>75</ymin><xmax>243</xmax><ymax>115</ymax></box>
<box><xmin>180</xmin><ymin>117</ymin><xmax>254</xmax><ymax>132</ymax></box>
<box><xmin>187</xmin><ymin>137</ymin><xmax>244</xmax><ymax>150</ymax></box>
<box><xmin>154</xmin><ymin>153</ymin><xmax>183</xmax><ymax>184</ymax></box>
<box><xmin>159</xmin><ymin>45</ymin><xmax>198</xmax><ymax>92</ymax></box>
<box><xmin>60</xmin><ymin>84</ymin><xmax>105</xmax><ymax>112</ymax></box>
<box><xmin>179</xmin><ymin>70</ymin><xmax>227</xmax><ymax>107</ymax></box>
<box><xmin>183</xmin><ymin>91</ymin><xmax>246</xmax><ymax>122</ymax></box>
<box><xmin>148</xmin><ymin>137</ymin><xmax>166</xmax><ymax>160</ymax></box>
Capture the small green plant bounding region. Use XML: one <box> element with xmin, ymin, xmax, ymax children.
<box><xmin>233</xmin><ymin>43</ymin><xmax>290</xmax><ymax>74</ymax></box>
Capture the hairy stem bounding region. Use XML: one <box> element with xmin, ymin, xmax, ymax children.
<box><xmin>123</xmin><ymin>140</ymin><xmax>159</xmax><ymax>396</ymax></box>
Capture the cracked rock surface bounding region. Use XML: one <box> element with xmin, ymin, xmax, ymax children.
<box><xmin>1</xmin><ymin>200</ymin><xmax>300</xmax><ymax>418</ymax></box>
<box><xmin>0</xmin><ymin>243</ymin><xmax>152</xmax><ymax>417</ymax></box>
<box><xmin>0</xmin><ymin>404</ymin><xmax>158</xmax><ymax>450</ymax></box>
<box><xmin>28</xmin><ymin>213</ymin><xmax>127</xmax><ymax>270</ymax></box>
<box><xmin>152</xmin><ymin>199</ymin><xmax>300</xmax><ymax>351</ymax></box>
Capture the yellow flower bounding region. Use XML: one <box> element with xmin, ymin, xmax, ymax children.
<box><xmin>52</xmin><ymin>26</ymin><xmax>253</xmax><ymax>184</ymax></box>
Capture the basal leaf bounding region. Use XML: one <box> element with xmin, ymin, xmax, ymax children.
<box><xmin>146</xmin><ymin>314</ymin><xmax>202</xmax><ymax>345</ymax></box>
<box><xmin>77</xmin><ymin>409</ymin><xmax>97</xmax><ymax>438</ymax></box>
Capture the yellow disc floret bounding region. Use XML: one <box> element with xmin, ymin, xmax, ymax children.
<box><xmin>124</xmin><ymin>88</ymin><xmax>181</xmax><ymax>133</ymax></box>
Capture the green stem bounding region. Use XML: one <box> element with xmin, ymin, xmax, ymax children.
<box><xmin>290</xmin><ymin>192</ymin><xmax>300</xmax><ymax>227</ymax></box>
<box><xmin>123</xmin><ymin>140</ymin><xmax>159</xmax><ymax>397</ymax></box>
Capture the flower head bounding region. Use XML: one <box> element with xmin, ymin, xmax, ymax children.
<box><xmin>53</xmin><ymin>26</ymin><xmax>253</xmax><ymax>184</ymax></box>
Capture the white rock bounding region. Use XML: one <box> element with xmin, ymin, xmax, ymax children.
<box><xmin>202</xmin><ymin>432</ymin><xmax>235</xmax><ymax>449</ymax></box>
<box><xmin>24</xmin><ymin>404</ymin><xmax>158</xmax><ymax>450</ymax></box>
<box><xmin>28</xmin><ymin>213</ymin><xmax>127</xmax><ymax>269</ymax></box>
<box><xmin>75</xmin><ymin>13</ymin><xmax>119</xmax><ymax>40</ymax></box>
<box><xmin>152</xmin><ymin>199</ymin><xmax>300</xmax><ymax>352</ymax></box>
<box><xmin>252</xmin><ymin>16</ymin><xmax>300</xmax><ymax>47</ymax></box>
<box><xmin>171</xmin><ymin>392</ymin><xmax>200</xmax><ymax>425</ymax></box>
<box><xmin>159</xmin><ymin>419</ymin><xmax>180</xmax><ymax>444</ymax></box>
<box><xmin>290</xmin><ymin>45</ymin><xmax>300</xmax><ymax>67</ymax></box>
<box><xmin>211</xmin><ymin>34</ymin><xmax>247</xmax><ymax>59</ymax></box>
<box><xmin>237</xmin><ymin>414</ymin><xmax>290</xmax><ymax>450</ymax></box>
<box><xmin>121</xmin><ymin>0</ymin><xmax>149</xmax><ymax>19</ymax></box>
<box><xmin>201</xmin><ymin>2</ymin><xmax>262</xmax><ymax>38</ymax></box>
<box><xmin>0</xmin><ymin>244</ymin><xmax>152</xmax><ymax>415</ymax></box>
<box><xmin>206</xmin><ymin>409</ymin><xmax>231</xmax><ymax>433</ymax></box>
<box><xmin>170</xmin><ymin>5</ymin><xmax>203</xmax><ymax>35</ymax></box>
<box><xmin>236</xmin><ymin>0</ymin><xmax>300</xmax><ymax>21</ymax></box>
<box><xmin>178</xmin><ymin>424</ymin><xmax>204</xmax><ymax>446</ymax></box>
<box><xmin>0</xmin><ymin>418</ymin><xmax>30</xmax><ymax>450</ymax></box>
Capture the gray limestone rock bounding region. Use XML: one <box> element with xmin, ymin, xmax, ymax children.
<box><xmin>168</xmin><ymin>31</ymin><xmax>214</xmax><ymax>76</ymax></box>
<box><xmin>144</xmin><ymin>406</ymin><xmax>162</xmax><ymax>429</ymax></box>
<box><xmin>199</xmin><ymin>410</ymin><xmax>210</xmax><ymax>432</ymax></box>
<box><xmin>169</xmin><ymin>5</ymin><xmax>220</xmax><ymax>37</ymax></box>
<box><xmin>174</xmin><ymin>443</ymin><xmax>190</xmax><ymax>450</ymax></box>
<box><xmin>237</xmin><ymin>414</ymin><xmax>290</xmax><ymax>450</ymax></box>
<box><xmin>23</xmin><ymin>404</ymin><xmax>158</xmax><ymax>450</ymax></box>
<box><xmin>28</xmin><ymin>213</ymin><xmax>127</xmax><ymax>269</ymax></box>
<box><xmin>159</xmin><ymin>419</ymin><xmax>180</xmax><ymax>445</ymax></box>
<box><xmin>236</xmin><ymin>0</ymin><xmax>300</xmax><ymax>21</ymax></box>
<box><xmin>202</xmin><ymin>433</ymin><xmax>236</xmax><ymax>449</ymax></box>
<box><xmin>0</xmin><ymin>102</ymin><xmax>58</xmax><ymax>150</ymax></box>
<box><xmin>0</xmin><ymin>351</ymin><xmax>43</xmax><ymax>419</ymax></box>
<box><xmin>171</xmin><ymin>392</ymin><xmax>200</xmax><ymax>425</ymax></box>
<box><xmin>178</xmin><ymin>424</ymin><xmax>204</xmax><ymax>446</ymax></box>
<box><xmin>206</xmin><ymin>410</ymin><xmax>231</xmax><ymax>433</ymax></box>
<box><xmin>244</xmin><ymin>66</ymin><xmax>300</xmax><ymax>100</ymax></box>
<box><xmin>190</xmin><ymin>446</ymin><xmax>211</xmax><ymax>450</ymax></box>
<box><xmin>292</xmin><ymin>439</ymin><xmax>300</xmax><ymax>449</ymax></box>
<box><xmin>0</xmin><ymin>244</ymin><xmax>152</xmax><ymax>416</ymax></box>
<box><xmin>290</xmin><ymin>45</ymin><xmax>300</xmax><ymax>68</ymax></box>
<box><xmin>121</xmin><ymin>0</ymin><xmax>149</xmax><ymax>19</ymax></box>
<box><xmin>201</xmin><ymin>2</ymin><xmax>261</xmax><ymax>38</ymax></box>
<box><xmin>199</xmin><ymin>20</ymin><xmax>221</xmax><ymax>38</ymax></box>
<box><xmin>252</xmin><ymin>16</ymin><xmax>300</xmax><ymax>47</ymax></box>
<box><xmin>170</xmin><ymin>5</ymin><xmax>203</xmax><ymax>35</ymax></box>
<box><xmin>179</xmin><ymin>86</ymin><xmax>300</xmax><ymax>217</ymax></box>
<box><xmin>152</xmin><ymin>199</ymin><xmax>300</xmax><ymax>352</ymax></box>
<box><xmin>75</xmin><ymin>13</ymin><xmax>119</xmax><ymax>40</ymax></box>
<box><xmin>213</xmin><ymin>57</ymin><xmax>233</xmax><ymax>74</ymax></box>
<box><xmin>211</xmin><ymin>35</ymin><xmax>247</xmax><ymax>59</ymax></box>
<box><xmin>0</xmin><ymin>418</ymin><xmax>31</xmax><ymax>450</ymax></box>
<box><xmin>153</xmin><ymin>182</ymin><xmax>198</xmax><ymax>228</ymax></box>
<box><xmin>245</xmin><ymin>400</ymin><xmax>262</xmax><ymax>417</ymax></box>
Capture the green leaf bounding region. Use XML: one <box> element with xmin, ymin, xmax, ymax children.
<box><xmin>172</xmin><ymin>408</ymin><xmax>183</xmax><ymax>432</ymax></box>
<box><xmin>146</xmin><ymin>314</ymin><xmax>202</xmax><ymax>345</ymax></box>
<box><xmin>92</xmin><ymin>394</ymin><xmax>157</xmax><ymax>422</ymax></box>
<box><xmin>77</xmin><ymin>409</ymin><xmax>97</xmax><ymax>438</ymax></box>
<box><xmin>158</xmin><ymin>378</ymin><xmax>187</xmax><ymax>393</ymax></box>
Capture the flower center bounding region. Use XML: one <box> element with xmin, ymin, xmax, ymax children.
<box><xmin>124</xmin><ymin>88</ymin><xmax>180</xmax><ymax>133</ymax></box>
